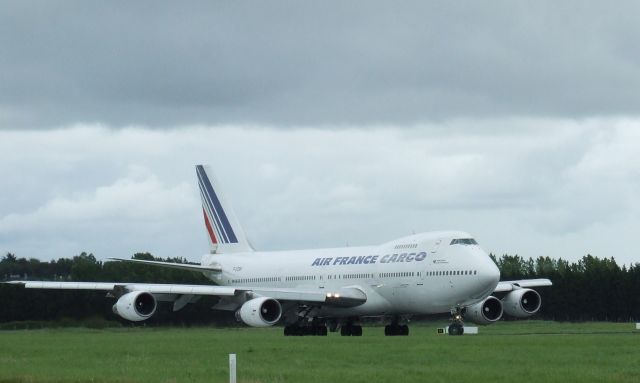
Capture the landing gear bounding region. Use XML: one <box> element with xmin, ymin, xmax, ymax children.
<box><xmin>384</xmin><ymin>316</ymin><xmax>409</xmax><ymax>336</ymax></box>
<box><xmin>283</xmin><ymin>323</ymin><xmax>327</xmax><ymax>336</ymax></box>
<box><xmin>283</xmin><ymin>306</ymin><xmax>328</xmax><ymax>336</ymax></box>
<box><xmin>340</xmin><ymin>323</ymin><xmax>363</xmax><ymax>336</ymax></box>
<box><xmin>448</xmin><ymin>306</ymin><xmax>465</xmax><ymax>336</ymax></box>
<box><xmin>448</xmin><ymin>322</ymin><xmax>464</xmax><ymax>336</ymax></box>
<box><xmin>384</xmin><ymin>324</ymin><xmax>409</xmax><ymax>336</ymax></box>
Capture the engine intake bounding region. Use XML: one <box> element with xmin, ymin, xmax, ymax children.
<box><xmin>112</xmin><ymin>291</ymin><xmax>157</xmax><ymax>321</ymax></box>
<box><xmin>466</xmin><ymin>296</ymin><xmax>503</xmax><ymax>324</ymax></box>
<box><xmin>237</xmin><ymin>297</ymin><xmax>282</xmax><ymax>327</ymax></box>
<box><xmin>502</xmin><ymin>289</ymin><xmax>541</xmax><ymax>318</ymax></box>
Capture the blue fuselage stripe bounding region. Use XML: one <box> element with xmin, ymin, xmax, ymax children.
<box><xmin>196</xmin><ymin>166</ymin><xmax>238</xmax><ymax>243</ymax></box>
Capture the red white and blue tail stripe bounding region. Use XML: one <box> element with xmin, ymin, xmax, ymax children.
<box><xmin>196</xmin><ymin>165</ymin><xmax>253</xmax><ymax>254</ymax></box>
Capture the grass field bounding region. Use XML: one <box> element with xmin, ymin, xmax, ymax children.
<box><xmin>0</xmin><ymin>321</ymin><xmax>638</xmax><ymax>383</ymax></box>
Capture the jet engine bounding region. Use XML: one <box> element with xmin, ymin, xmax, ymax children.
<box><xmin>112</xmin><ymin>291</ymin><xmax>157</xmax><ymax>321</ymax></box>
<box><xmin>501</xmin><ymin>288</ymin><xmax>541</xmax><ymax>318</ymax></box>
<box><xmin>466</xmin><ymin>296</ymin><xmax>503</xmax><ymax>324</ymax></box>
<box><xmin>237</xmin><ymin>297</ymin><xmax>282</xmax><ymax>327</ymax></box>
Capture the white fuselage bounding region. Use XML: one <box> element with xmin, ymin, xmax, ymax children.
<box><xmin>199</xmin><ymin>230</ymin><xmax>500</xmax><ymax>318</ymax></box>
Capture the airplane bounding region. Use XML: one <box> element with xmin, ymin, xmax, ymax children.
<box><xmin>8</xmin><ymin>165</ymin><xmax>552</xmax><ymax>336</ymax></box>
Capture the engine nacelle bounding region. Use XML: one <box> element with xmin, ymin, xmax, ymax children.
<box><xmin>502</xmin><ymin>288</ymin><xmax>541</xmax><ymax>318</ymax></box>
<box><xmin>112</xmin><ymin>291</ymin><xmax>157</xmax><ymax>322</ymax></box>
<box><xmin>237</xmin><ymin>297</ymin><xmax>282</xmax><ymax>327</ymax></box>
<box><xmin>465</xmin><ymin>296</ymin><xmax>503</xmax><ymax>324</ymax></box>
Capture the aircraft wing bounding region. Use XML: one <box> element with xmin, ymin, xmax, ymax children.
<box><xmin>106</xmin><ymin>258</ymin><xmax>222</xmax><ymax>273</ymax></box>
<box><xmin>7</xmin><ymin>281</ymin><xmax>237</xmax><ymax>296</ymax></box>
<box><xmin>494</xmin><ymin>278</ymin><xmax>553</xmax><ymax>293</ymax></box>
<box><xmin>5</xmin><ymin>281</ymin><xmax>365</xmax><ymax>307</ymax></box>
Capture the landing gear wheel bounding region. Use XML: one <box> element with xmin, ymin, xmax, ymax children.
<box><xmin>284</xmin><ymin>325</ymin><xmax>300</xmax><ymax>336</ymax></box>
<box><xmin>448</xmin><ymin>322</ymin><xmax>464</xmax><ymax>336</ymax></box>
<box><xmin>314</xmin><ymin>325</ymin><xmax>328</xmax><ymax>336</ymax></box>
<box><xmin>340</xmin><ymin>324</ymin><xmax>362</xmax><ymax>336</ymax></box>
<box><xmin>284</xmin><ymin>324</ymin><xmax>327</xmax><ymax>336</ymax></box>
<box><xmin>448</xmin><ymin>306</ymin><xmax>465</xmax><ymax>336</ymax></box>
<box><xmin>384</xmin><ymin>323</ymin><xmax>409</xmax><ymax>336</ymax></box>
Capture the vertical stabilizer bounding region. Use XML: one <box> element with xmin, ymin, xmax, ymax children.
<box><xmin>196</xmin><ymin>165</ymin><xmax>254</xmax><ymax>254</ymax></box>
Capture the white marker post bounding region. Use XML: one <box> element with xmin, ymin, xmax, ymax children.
<box><xmin>229</xmin><ymin>354</ymin><xmax>236</xmax><ymax>383</ymax></box>
<box><xmin>636</xmin><ymin>323</ymin><xmax>640</xmax><ymax>330</ymax></box>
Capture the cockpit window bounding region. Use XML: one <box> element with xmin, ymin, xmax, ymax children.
<box><xmin>450</xmin><ymin>238</ymin><xmax>478</xmax><ymax>245</ymax></box>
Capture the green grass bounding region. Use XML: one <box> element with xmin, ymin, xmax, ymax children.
<box><xmin>0</xmin><ymin>321</ymin><xmax>638</xmax><ymax>383</ymax></box>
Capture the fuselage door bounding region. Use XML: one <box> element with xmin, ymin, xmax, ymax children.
<box><xmin>431</xmin><ymin>239</ymin><xmax>442</xmax><ymax>254</ymax></box>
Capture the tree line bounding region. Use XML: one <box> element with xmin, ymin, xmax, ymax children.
<box><xmin>0</xmin><ymin>252</ymin><xmax>235</xmax><ymax>327</ymax></box>
<box><xmin>492</xmin><ymin>254</ymin><xmax>640</xmax><ymax>321</ymax></box>
<box><xmin>1</xmin><ymin>251</ymin><xmax>639</xmax><ymax>326</ymax></box>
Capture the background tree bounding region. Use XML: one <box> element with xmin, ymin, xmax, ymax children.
<box><xmin>1</xmin><ymin>251</ymin><xmax>639</xmax><ymax>326</ymax></box>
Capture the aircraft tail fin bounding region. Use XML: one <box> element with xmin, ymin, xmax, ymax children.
<box><xmin>196</xmin><ymin>164</ymin><xmax>254</xmax><ymax>254</ymax></box>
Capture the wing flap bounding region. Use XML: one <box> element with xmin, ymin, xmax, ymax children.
<box><xmin>252</xmin><ymin>286</ymin><xmax>367</xmax><ymax>307</ymax></box>
<box><xmin>124</xmin><ymin>284</ymin><xmax>237</xmax><ymax>296</ymax></box>
<box><xmin>494</xmin><ymin>278</ymin><xmax>553</xmax><ymax>293</ymax></box>
<box><xmin>251</xmin><ymin>288</ymin><xmax>326</xmax><ymax>303</ymax></box>
<box><xmin>8</xmin><ymin>281</ymin><xmax>118</xmax><ymax>290</ymax></box>
<box><xmin>7</xmin><ymin>281</ymin><xmax>237</xmax><ymax>296</ymax></box>
<box><xmin>6</xmin><ymin>281</ymin><xmax>366</xmax><ymax>307</ymax></box>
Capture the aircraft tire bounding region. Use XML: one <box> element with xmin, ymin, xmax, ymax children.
<box><xmin>448</xmin><ymin>323</ymin><xmax>464</xmax><ymax>336</ymax></box>
<box><xmin>385</xmin><ymin>324</ymin><xmax>407</xmax><ymax>336</ymax></box>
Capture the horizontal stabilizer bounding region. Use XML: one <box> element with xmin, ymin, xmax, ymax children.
<box><xmin>106</xmin><ymin>258</ymin><xmax>222</xmax><ymax>273</ymax></box>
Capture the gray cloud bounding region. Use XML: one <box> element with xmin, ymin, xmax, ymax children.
<box><xmin>1</xmin><ymin>121</ymin><xmax>639</xmax><ymax>264</ymax></box>
<box><xmin>1</xmin><ymin>3</ymin><xmax>639</xmax><ymax>267</ymax></box>
<box><xmin>2</xmin><ymin>1</ymin><xmax>640</xmax><ymax>128</ymax></box>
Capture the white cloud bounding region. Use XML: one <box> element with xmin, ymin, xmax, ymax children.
<box><xmin>0</xmin><ymin>165</ymin><xmax>193</xmax><ymax>232</ymax></box>
<box><xmin>0</xmin><ymin>120</ymin><xmax>639</xmax><ymax>264</ymax></box>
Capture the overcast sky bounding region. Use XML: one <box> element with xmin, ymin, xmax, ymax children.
<box><xmin>1</xmin><ymin>2</ymin><xmax>639</xmax><ymax>265</ymax></box>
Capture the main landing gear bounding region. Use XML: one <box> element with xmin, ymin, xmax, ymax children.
<box><xmin>448</xmin><ymin>306</ymin><xmax>465</xmax><ymax>336</ymax></box>
<box><xmin>340</xmin><ymin>322</ymin><xmax>363</xmax><ymax>336</ymax></box>
<box><xmin>283</xmin><ymin>306</ymin><xmax>328</xmax><ymax>336</ymax></box>
<box><xmin>384</xmin><ymin>316</ymin><xmax>409</xmax><ymax>336</ymax></box>
<box><xmin>283</xmin><ymin>323</ymin><xmax>328</xmax><ymax>336</ymax></box>
<box><xmin>384</xmin><ymin>323</ymin><xmax>409</xmax><ymax>336</ymax></box>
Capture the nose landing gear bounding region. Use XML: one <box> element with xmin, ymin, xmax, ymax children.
<box><xmin>448</xmin><ymin>306</ymin><xmax>465</xmax><ymax>336</ymax></box>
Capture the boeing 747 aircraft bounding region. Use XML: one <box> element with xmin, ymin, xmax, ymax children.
<box><xmin>9</xmin><ymin>165</ymin><xmax>551</xmax><ymax>336</ymax></box>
